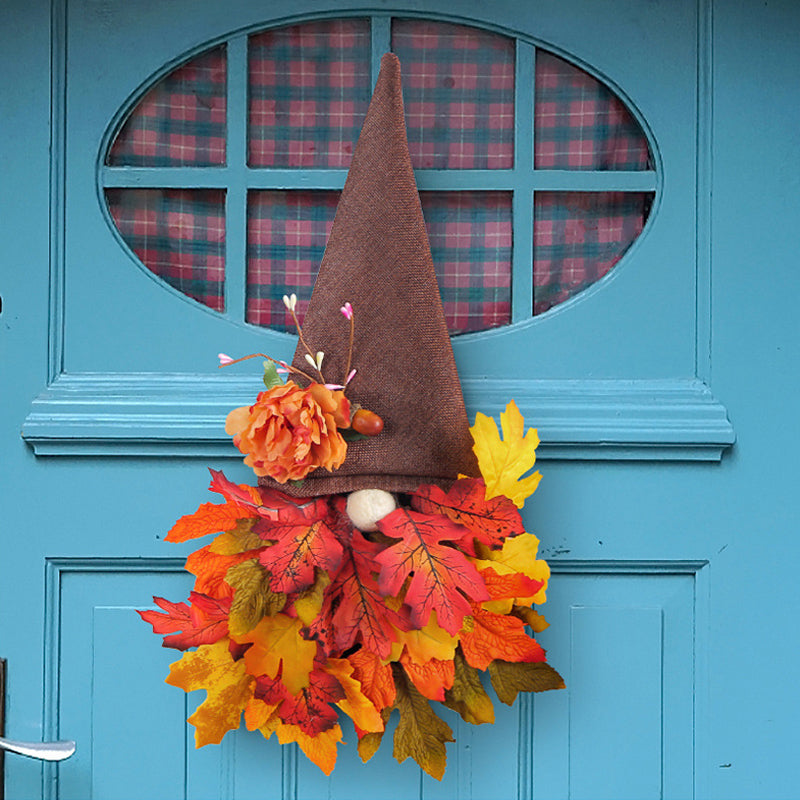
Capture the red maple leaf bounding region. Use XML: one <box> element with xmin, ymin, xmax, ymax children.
<box><xmin>138</xmin><ymin>592</ymin><xmax>230</xmax><ymax>650</ymax></box>
<box><xmin>375</xmin><ymin>508</ymin><xmax>490</xmax><ymax>636</ymax></box>
<box><xmin>278</xmin><ymin>668</ymin><xmax>345</xmax><ymax>736</ymax></box>
<box><xmin>329</xmin><ymin>531</ymin><xmax>409</xmax><ymax>659</ymax></box>
<box><xmin>258</xmin><ymin>498</ymin><xmax>344</xmax><ymax>593</ymax></box>
<box><xmin>411</xmin><ymin>478</ymin><xmax>524</xmax><ymax>553</ymax></box>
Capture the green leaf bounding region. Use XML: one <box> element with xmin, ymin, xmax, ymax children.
<box><xmin>340</xmin><ymin>429</ymin><xmax>369</xmax><ymax>442</ymax></box>
<box><xmin>225</xmin><ymin>559</ymin><xmax>286</xmax><ymax>635</ymax></box>
<box><xmin>442</xmin><ymin>649</ymin><xmax>495</xmax><ymax>725</ymax></box>
<box><xmin>262</xmin><ymin>360</ymin><xmax>283</xmax><ymax>389</ymax></box>
<box><xmin>488</xmin><ymin>659</ymin><xmax>565</xmax><ymax>705</ymax></box>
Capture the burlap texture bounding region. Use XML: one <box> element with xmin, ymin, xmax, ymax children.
<box><xmin>259</xmin><ymin>53</ymin><xmax>479</xmax><ymax>497</ymax></box>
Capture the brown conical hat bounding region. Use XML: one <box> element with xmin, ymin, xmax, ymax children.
<box><xmin>263</xmin><ymin>52</ymin><xmax>479</xmax><ymax>497</ymax></box>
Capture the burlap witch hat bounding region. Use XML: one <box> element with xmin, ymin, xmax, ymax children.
<box><xmin>264</xmin><ymin>53</ymin><xmax>479</xmax><ymax>497</ymax></box>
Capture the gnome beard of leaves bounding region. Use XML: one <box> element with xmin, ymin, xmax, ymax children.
<box><xmin>140</xmin><ymin>401</ymin><xmax>564</xmax><ymax>779</ymax></box>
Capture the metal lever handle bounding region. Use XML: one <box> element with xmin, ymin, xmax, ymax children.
<box><xmin>0</xmin><ymin>736</ymin><xmax>75</xmax><ymax>761</ymax></box>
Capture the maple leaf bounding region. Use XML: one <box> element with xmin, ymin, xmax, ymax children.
<box><xmin>165</xmin><ymin>501</ymin><xmax>245</xmax><ymax>543</ymax></box>
<box><xmin>237</xmin><ymin>613</ymin><xmax>318</xmax><ymax>695</ymax></box>
<box><xmin>399</xmin><ymin>652</ymin><xmax>455</xmax><ymax>702</ymax></box>
<box><xmin>330</xmin><ymin>531</ymin><xmax>408</xmax><ymax>659</ymax></box>
<box><xmin>274</xmin><ymin>722</ymin><xmax>343</xmax><ymax>776</ymax></box>
<box><xmin>375</xmin><ymin>508</ymin><xmax>490</xmax><ymax>636</ymax></box>
<box><xmin>278</xmin><ymin>668</ymin><xmax>344</xmax><ymax>736</ymax></box>
<box><xmin>258</xmin><ymin>499</ymin><xmax>343</xmax><ymax>593</ymax></box>
<box><xmin>389</xmin><ymin>613</ymin><xmax>458</xmax><ymax>665</ymax></box>
<box><xmin>138</xmin><ymin>592</ymin><xmax>230</xmax><ymax>651</ymax></box>
<box><xmin>470</xmin><ymin>400</ymin><xmax>542</xmax><ymax>508</ymax></box>
<box><xmin>479</xmin><ymin>566</ymin><xmax>544</xmax><ymax>603</ymax></box>
<box><xmin>208</xmin><ymin>469</ymin><xmax>263</xmax><ymax>511</ymax></box>
<box><xmin>474</xmin><ymin>532</ymin><xmax>550</xmax><ymax>605</ymax></box>
<box><xmin>347</xmin><ymin>648</ymin><xmax>397</xmax><ymax>711</ymax></box>
<box><xmin>166</xmin><ymin>640</ymin><xmax>254</xmax><ymax>747</ymax></box>
<box><xmin>442</xmin><ymin>649</ymin><xmax>495</xmax><ymax>725</ymax></box>
<box><xmin>225</xmin><ymin>559</ymin><xmax>286</xmax><ymax>636</ymax></box>
<box><xmin>184</xmin><ymin>540</ymin><xmax>263</xmax><ymax>597</ymax></box>
<box><xmin>356</xmin><ymin>710</ymin><xmax>391</xmax><ymax>764</ymax></box>
<box><xmin>323</xmin><ymin>657</ymin><xmax>386</xmax><ymax>734</ymax></box>
<box><xmin>488</xmin><ymin>660</ymin><xmax>565</xmax><ymax>703</ymax></box>
<box><xmin>459</xmin><ymin>606</ymin><xmax>546</xmax><ymax>671</ymax></box>
<box><xmin>293</xmin><ymin>569</ymin><xmax>332</xmax><ymax>626</ymax></box>
<box><xmin>391</xmin><ymin>664</ymin><xmax>454</xmax><ymax>781</ymax></box>
<box><xmin>411</xmin><ymin>478</ymin><xmax>524</xmax><ymax>552</ymax></box>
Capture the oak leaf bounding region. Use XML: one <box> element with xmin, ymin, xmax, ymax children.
<box><xmin>470</xmin><ymin>400</ymin><xmax>542</xmax><ymax>508</ymax></box>
<box><xmin>376</xmin><ymin>508</ymin><xmax>490</xmax><ymax>636</ymax></box>
<box><xmin>138</xmin><ymin>592</ymin><xmax>230</xmax><ymax>651</ymax></box>
<box><xmin>391</xmin><ymin>665</ymin><xmax>454</xmax><ymax>781</ymax></box>
<box><xmin>460</xmin><ymin>607</ymin><xmax>546</xmax><ymax>671</ymax></box>
<box><xmin>225</xmin><ymin>559</ymin><xmax>286</xmax><ymax>635</ymax></box>
<box><xmin>488</xmin><ymin>659</ymin><xmax>565</xmax><ymax>703</ymax></box>
<box><xmin>237</xmin><ymin>614</ymin><xmax>318</xmax><ymax>695</ymax></box>
<box><xmin>166</xmin><ymin>640</ymin><xmax>253</xmax><ymax>747</ymax></box>
<box><xmin>258</xmin><ymin>499</ymin><xmax>343</xmax><ymax>593</ymax></box>
<box><xmin>442</xmin><ymin>649</ymin><xmax>495</xmax><ymax>725</ymax></box>
<box><xmin>411</xmin><ymin>478</ymin><xmax>524</xmax><ymax>552</ymax></box>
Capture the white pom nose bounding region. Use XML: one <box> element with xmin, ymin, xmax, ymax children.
<box><xmin>346</xmin><ymin>489</ymin><xmax>397</xmax><ymax>532</ymax></box>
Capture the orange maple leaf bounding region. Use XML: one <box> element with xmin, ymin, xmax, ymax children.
<box><xmin>347</xmin><ymin>649</ymin><xmax>397</xmax><ymax>712</ymax></box>
<box><xmin>165</xmin><ymin>501</ymin><xmax>246</xmax><ymax>543</ymax></box>
<box><xmin>399</xmin><ymin>652</ymin><xmax>455</xmax><ymax>702</ymax></box>
<box><xmin>184</xmin><ymin>541</ymin><xmax>263</xmax><ymax>597</ymax></box>
<box><xmin>459</xmin><ymin>606</ymin><xmax>546</xmax><ymax>671</ymax></box>
<box><xmin>274</xmin><ymin>722</ymin><xmax>343</xmax><ymax>776</ymax></box>
<box><xmin>324</xmin><ymin>657</ymin><xmax>386</xmax><ymax>733</ymax></box>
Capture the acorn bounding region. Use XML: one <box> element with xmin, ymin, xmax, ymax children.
<box><xmin>351</xmin><ymin>407</ymin><xmax>384</xmax><ymax>436</ymax></box>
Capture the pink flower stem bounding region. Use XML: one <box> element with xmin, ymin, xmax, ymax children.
<box><xmin>288</xmin><ymin>308</ymin><xmax>325</xmax><ymax>383</ymax></box>
<box><xmin>343</xmin><ymin>313</ymin><xmax>354</xmax><ymax>388</ymax></box>
<box><xmin>218</xmin><ymin>352</ymin><xmax>316</xmax><ymax>384</ymax></box>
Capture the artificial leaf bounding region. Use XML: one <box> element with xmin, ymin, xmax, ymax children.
<box><xmin>165</xmin><ymin>501</ymin><xmax>245</xmax><ymax>543</ymax></box>
<box><xmin>262</xmin><ymin>359</ymin><xmax>283</xmax><ymax>389</ymax></box>
<box><xmin>488</xmin><ymin>660</ymin><xmax>565</xmax><ymax>704</ymax></box>
<box><xmin>324</xmin><ymin>658</ymin><xmax>386</xmax><ymax>733</ymax></box>
<box><xmin>474</xmin><ymin>532</ymin><xmax>549</xmax><ymax>605</ymax></box>
<box><xmin>138</xmin><ymin>592</ymin><xmax>230</xmax><ymax>651</ymax></box>
<box><xmin>513</xmin><ymin>605</ymin><xmax>550</xmax><ymax>633</ymax></box>
<box><xmin>238</xmin><ymin>614</ymin><xmax>318</xmax><ymax>695</ymax></box>
<box><xmin>226</xmin><ymin>559</ymin><xmax>286</xmax><ymax>635</ymax></box>
<box><xmin>460</xmin><ymin>607</ymin><xmax>546</xmax><ymax>671</ymax></box>
<box><xmin>376</xmin><ymin>508</ymin><xmax>490</xmax><ymax>636</ymax></box>
<box><xmin>209</xmin><ymin>519</ymin><xmax>263</xmax><ymax>555</ymax></box>
<box><xmin>411</xmin><ymin>478</ymin><xmax>524</xmax><ymax>551</ymax></box>
<box><xmin>469</xmin><ymin>400</ymin><xmax>542</xmax><ymax>508</ymax></box>
<box><xmin>208</xmin><ymin>469</ymin><xmax>264</xmax><ymax>511</ymax></box>
<box><xmin>166</xmin><ymin>640</ymin><xmax>253</xmax><ymax>747</ymax></box>
<box><xmin>389</xmin><ymin>613</ymin><xmax>458</xmax><ymax>665</ymax></box>
<box><xmin>391</xmin><ymin>665</ymin><xmax>454</xmax><ymax>781</ymax></box>
<box><xmin>330</xmin><ymin>531</ymin><xmax>407</xmax><ymax>659</ymax></box>
<box><xmin>244</xmin><ymin>696</ymin><xmax>281</xmax><ymax>732</ymax></box>
<box><xmin>275</xmin><ymin>722</ymin><xmax>343</xmax><ymax>776</ymax></box>
<box><xmin>185</xmin><ymin>541</ymin><xmax>263</xmax><ymax>597</ymax></box>
<box><xmin>245</xmin><ymin>670</ymin><xmax>288</xmax><ymax>731</ymax></box>
<box><xmin>479</xmin><ymin>566</ymin><xmax>544</xmax><ymax>602</ymax></box>
<box><xmin>259</xmin><ymin>500</ymin><xmax>343</xmax><ymax>593</ymax></box>
<box><xmin>399</xmin><ymin>652</ymin><xmax>454</xmax><ymax>702</ymax></box>
<box><xmin>279</xmin><ymin>668</ymin><xmax>344</xmax><ymax>735</ymax></box>
<box><xmin>293</xmin><ymin>569</ymin><xmax>332</xmax><ymax>626</ymax></box>
<box><xmin>442</xmin><ymin>649</ymin><xmax>495</xmax><ymax>725</ymax></box>
<box><xmin>347</xmin><ymin>648</ymin><xmax>397</xmax><ymax>711</ymax></box>
<box><xmin>356</xmin><ymin>710</ymin><xmax>391</xmax><ymax>763</ymax></box>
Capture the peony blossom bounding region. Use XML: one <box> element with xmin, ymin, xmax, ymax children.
<box><xmin>225</xmin><ymin>381</ymin><xmax>351</xmax><ymax>483</ymax></box>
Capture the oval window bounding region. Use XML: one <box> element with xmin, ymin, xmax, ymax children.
<box><xmin>102</xmin><ymin>17</ymin><xmax>655</xmax><ymax>334</ymax></box>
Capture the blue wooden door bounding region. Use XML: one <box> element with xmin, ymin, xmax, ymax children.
<box><xmin>4</xmin><ymin>0</ymin><xmax>799</xmax><ymax>798</ymax></box>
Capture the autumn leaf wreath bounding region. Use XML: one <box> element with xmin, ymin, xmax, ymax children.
<box><xmin>140</xmin><ymin>315</ymin><xmax>563</xmax><ymax>779</ymax></box>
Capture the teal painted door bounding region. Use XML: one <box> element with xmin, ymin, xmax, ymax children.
<box><xmin>3</xmin><ymin>1</ymin><xmax>799</xmax><ymax>798</ymax></box>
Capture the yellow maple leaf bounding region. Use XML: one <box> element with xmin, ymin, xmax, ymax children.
<box><xmin>323</xmin><ymin>658</ymin><xmax>385</xmax><ymax>733</ymax></box>
<box><xmin>469</xmin><ymin>400</ymin><xmax>542</xmax><ymax>508</ymax></box>
<box><xmin>235</xmin><ymin>613</ymin><xmax>317</xmax><ymax>695</ymax></box>
<box><xmin>389</xmin><ymin>612</ymin><xmax>458</xmax><ymax>664</ymax></box>
<box><xmin>474</xmin><ymin>532</ymin><xmax>550</xmax><ymax>604</ymax></box>
<box><xmin>166</xmin><ymin>640</ymin><xmax>253</xmax><ymax>747</ymax></box>
<box><xmin>275</xmin><ymin>722</ymin><xmax>343</xmax><ymax>776</ymax></box>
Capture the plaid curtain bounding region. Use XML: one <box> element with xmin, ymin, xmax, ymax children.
<box><xmin>105</xmin><ymin>189</ymin><xmax>226</xmax><ymax>310</ymax></box>
<box><xmin>108</xmin><ymin>47</ymin><xmax>226</xmax><ymax>167</ymax></box>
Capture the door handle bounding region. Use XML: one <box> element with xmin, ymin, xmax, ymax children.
<box><xmin>0</xmin><ymin>737</ymin><xmax>75</xmax><ymax>761</ymax></box>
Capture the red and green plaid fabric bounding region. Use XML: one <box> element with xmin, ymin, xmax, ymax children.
<box><xmin>248</xmin><ymin>20</ymin><xmax>372</xmax><ymax>168</ymax></box>
<box><xmin>105</xmin><ymin>189</ymin><xmax>226</xmax><ymax>311</ymax></box>
<box><xmin>533</xmin><ymin>192</ymin><xmax>651</xmax><ymax>314</ymax></box>
<box><xmin>534</xmin><ymin>50</ymin><xmax>651</xmax><ymax>170</ymax></box>
<box><xmin>107</xmin><ymin>47</ymin><xmax>226</xmax><ymax>167</ymax></box>
<box><xmin>392</xmin><ymin>19</ymin><xmax>515</xmax><ymax>170</ymax></box>
<box><xmin>247</xmin><ymin>190</ymin><xmax>512</xmax><ymax>334</ymax></box>
<box><xmin>421</xmin><ymin>191</ymin><xmax>512</xmax><ymax>333</ymax></box>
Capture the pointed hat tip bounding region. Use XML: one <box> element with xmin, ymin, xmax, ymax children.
<box><xmin>379</xmin><ymin>51</ymin><xmax>401</xmax><ymax>79</ymax></box>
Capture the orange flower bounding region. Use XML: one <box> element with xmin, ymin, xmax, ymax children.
<box><xmin>226</xmin><ymin>382</ymin><xmax>350</xmax><ymax>483</ymax></box>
